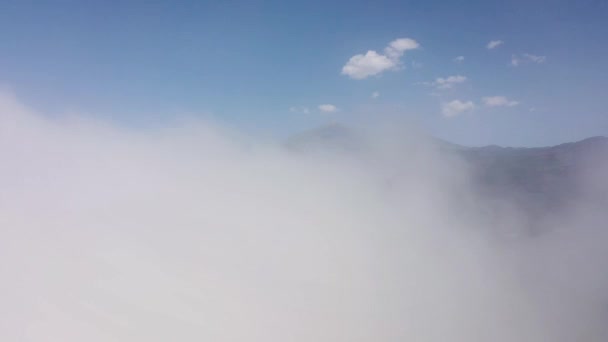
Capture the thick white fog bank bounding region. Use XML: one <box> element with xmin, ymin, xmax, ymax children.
<box><xmin>1</xmin><ymin>91</ymin><xmax>608</xmax><ymax>341</ymax></box>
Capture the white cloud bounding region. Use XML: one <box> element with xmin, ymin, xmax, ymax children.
<box><xmin>424</xmin><ymin>75</ymin><xmax>467</xmax><ymax>90</ymax></box>
<box><xmin>371</xmin><ymin>91</ymin><xmax>380</xmax><ymax>99</ymax></box>
<box><xmin>454</xmin><ymin>56</ymin><xmax>465</xmax><ymax>63</ymax></box>
<box><xmin>318</xmin><ymin>104</ymin><xmax>338</xmax><ymax>113</ymax></box>
<box><xmin>482</xmin><ymin>96</ymin><xmax>519</xmax><ymax>107</ymax></box>
<box><xmin>341</xmin><ymin>38</ymin><xmax>420</xmax><ymax>79</ymax></box>
<box><xmin>384</xmin><ymin>38</ymin><xmax>420</xmax><ymax>59</ymax></box>
<box><xmin>511</xmin><ymin>53</ymin><xmax>547</xmax><ymax>67</ymax></box>
<box><xmin>442</xmin><ymin>100</ymin><xmax>475</xmax><ymax>117</ymax></box>
<box><xmin>341</xmin><ymin>51</ymin><xmax>395</xmax><ymax>80</ymax></box>
<box><xmin>487</xmin><ymin>40</ymin><xmax>504</xmax><ymax>49</ymax></box>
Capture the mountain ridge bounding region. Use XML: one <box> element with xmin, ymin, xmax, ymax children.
<box><xmin>287</xmin><ymin>124</ymin><xmax>608</xmax><ymax>224</ymax></box>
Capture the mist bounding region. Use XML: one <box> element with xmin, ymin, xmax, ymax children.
<box><xmin>1</xmin><ymin>91</ymin><xmax>608</xmax><ymax>341</ymax></box>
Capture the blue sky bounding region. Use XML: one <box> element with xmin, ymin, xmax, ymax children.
<box><xmin>0</xmin><ymin>0</ymin><xmax>606</xmax><ymax>146</ymax></box>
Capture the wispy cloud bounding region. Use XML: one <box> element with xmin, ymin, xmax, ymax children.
<box><xmin>289</xmin><ymin>106</ymin><xmax>310</xmax><ymax>114</ymax></box>
<box><xmin>511</xmin><ymin>53</ymin><xmax>546</xmax><ymax>66</ymax></box>
<box><xmin>424</xmin><ymin>75</ymin><xmax>467</xmax><ymax>90</ymax></box>
<box><xmin>371</xmin><ymin>91</ymin><xmax>380</xmax><ymax>99</ymax></box>
<box><xmin>487</xmin><ymin>40</ymin><xmax>504</xmax><ymax>49</ymax></box>
<box><xmin>442</xmin><ymin>100</ymin><xmax>475</xmax><ymax>117</ymax></box>
<box><xmin>318</xmin><ymin>104</ymin><xmax>338</xmax><ymax>113</ymax></box>
<box><xmin>411</xmin><ymin>60</ymin><xmax>423</xmax><ymax>69</ymax></box>
<box><xmin>511</xmin><ymin>55</ymin><xmax>520</xmax><ymax>67</ymax></box>
<box><xmin>454</xmin><ymin>56</ymin><xmax>465</xmax><ymax>63</ymax></box>
<box><xmin>523</xmin><ymin>53</ymin><xmax>546</xmax><ymax>63</ymax></box>
<box><xmin>482</xmin><ymin>96</ymin><xmax>520</xmax><ymax>107</ymax></box>
<box><xmin>341</xmin><ymin>38</ymin><xmax>420</xmax><ymax>79</ymax></box>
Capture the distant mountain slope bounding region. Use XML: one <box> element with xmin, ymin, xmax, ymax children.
<box><xmin>287</xmin><ymin>124</ymin><xmax>608</xmax><ymax>220</ymax></box>
<box><xmin>458</xmin><ymin>136</ymin><xmax>608</xmax><ymax>218</ymax></box>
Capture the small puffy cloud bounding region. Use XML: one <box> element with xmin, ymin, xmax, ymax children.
<box><xmin>482</xmin><ymin>96</ymin><xmax>519</xmax><ymax>107</ymax></box>
<box><xmin>341</xmin><ymin>38</ymin><xmax>420</xmax><ymax>79</ymax></box>
<box><xmin>442</xmin><ymin>100</ymin><xmax>475</xmax><ymax>118</ymax></box>
<box><xmin>341</xmin><ymin>51</ymin><xmax>395</xmax><ymax>80</ymax></box>
<box><xmin>454</xmin><ymin>56</ymin><xmax>465</xmax><ymax>63</ymax></box>
<box><xmin>487</xmin><ymin>40</ymin><xmax>504</xmax><ymax>49</ymax></box>
<box><xmin>511</xmin><ymin>53</ymin><xmax>546</xmax><ymax>67</ymax></box>
<box><xmin>384</xmin><ymin>38</ymin><xmax>420</xmax><ymax>59</ymax></box>
<box><xmin>424</xmin><ymin>75</ymin><xmax>467</xmax><ymax>90</ymax></box>
<box><xmin>319</xmin><ymin>104</ymin><xmax>338</xmax><ymax>113</ymax></box>
<box><xmin>371</xmin><ymin>91</ymin><xmax>380</xmax><ymax>99</ymax></box>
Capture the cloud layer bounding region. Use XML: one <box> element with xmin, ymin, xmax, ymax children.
<box><xmin>1</xmin><ymin>91</ymin><xmax>607</xmax><ymax>341</ymax></box>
